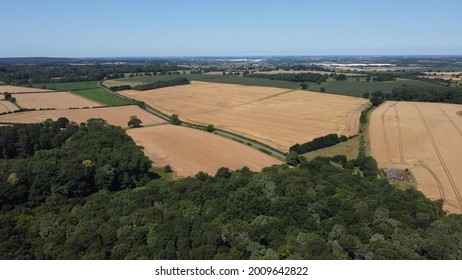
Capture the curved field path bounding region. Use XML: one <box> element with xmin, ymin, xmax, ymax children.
<box><xmin>370</xmin><ymin>101</ymin><xmax>462</xmax><ymax>213</ymax></box>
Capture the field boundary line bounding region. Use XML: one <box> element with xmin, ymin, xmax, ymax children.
<box><xmin>393</xmin><ymin>105</ymin><xmax>405</xmax><ymax>163</ymax></box>
<box><xmin>341</xmin><ymin>102</ymin><xmax>370</xmax><ymax>136</ymax></box>
<box><xmin>380</xmin><ymin>101</ymin><xmax>398</xmax><ymax>163</ymax></box>
<box><xmin>191</xmin><ymin>89</ymin><xmax>296</xmax><ymax>116</ymax></box>
<box><xmin>7</xmin><ymin>90</ymin><xmax>56</xmax><ymax>94</ymax></box>
<box><xmin>415</xmin><ymin>104</ymin><xmax>462</xmax><ymax>210</ymax></box>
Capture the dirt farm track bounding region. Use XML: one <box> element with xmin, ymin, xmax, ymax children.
<box><xmin>370</xmin><ymin>101</ymin><xmax>462</xmax><ymax>213</ymax></box>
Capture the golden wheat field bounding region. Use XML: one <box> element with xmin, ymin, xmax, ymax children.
<box><xmin>127</xmin><ymin>125</ymin><xmax>281</xmax><ymax>177</ymax></box>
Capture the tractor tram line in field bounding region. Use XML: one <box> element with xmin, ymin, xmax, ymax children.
<box><xmin>393</xmin><ymin>105</ymin><xmax>405</xmax><ymax>164</ymax></box>
<box><xmin>371</xmin><ymin>101</ymin><xmax>462</xmax><ymax>213</ymax></box>
<box><xmin>414</xmin><ymin>162</ymin><xmax>448</xmax><ymax>206</ymax></box>
<box><xmin>414</xmin><ymin>104</ymin><xmax>462</xmax><ymax>211</ymax></box>
<box><xmin>438</xmin><ymin>104</ymin><xmax>462</xmax><ymax>138</ymax></box>
<box><xmin>380</xmin><ymin>102</ymin><xmax>398</xmax><ymax>163</ymax></box>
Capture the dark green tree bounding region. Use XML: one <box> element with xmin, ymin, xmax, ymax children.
<box><xmin>171</xmin><ymin>114</ymin><xmax>181</xmax><ymax>125</ymax></box>
<box><xmin>128</xmin><ymin>116</ymin><xmax>142</xmax><ymax>128</ymax></box>
<box><xmin>206</xmin><ymin>124</ymin><xmax>215</xmax><ymax>132</ymax></box>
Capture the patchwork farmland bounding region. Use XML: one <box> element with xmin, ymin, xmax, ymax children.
<box><xmin>119</xmin><ymin>81</ymin><xmax>370</xmax><ymax>152</ymax></box>
<box><xmin>1</xmin><ymin>85</ymin><xmax>103</xmax><ymax>109</ymax></box>
<box><xmin>0</xmin><ymin>105</ymin><xmax>166</xmax><ymax>128</ymax></box>
<box><xmin>370</xmin><ymin>101</ymin><xmax>462</xmax><ymax>213</ymax></box>
<box><xmin>127</xmin><ymin>125</ymin><xmax>281</xmax><ymax>178</ymax></box>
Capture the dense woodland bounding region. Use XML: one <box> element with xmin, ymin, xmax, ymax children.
<box><xmin>369</xmin><ymin>86</ymin><xmax>462</xmax><ymax>106</ymax></box>
<box><xmin>290</xmin><ymin>134</ymin><xmax>348</xmax><ymax>155</ymax></box>
<box><xmin>0</xmin><ymin>64</ymin><xmax>183</xmax><ymax>85</ymax></box>
<box><xmin>1</xmin><ymin>121</ymin><xmax>462</xmax><ymax>259</ymax></box>
<box><xmin>132</xmin><ymin>78</ymin><xmax>190</xmax><ymax>91</ymax></box>
<box><xmin>0</xmin><ymin>119</ymin><xmax>152</xmax><ymax>210</ymax></box>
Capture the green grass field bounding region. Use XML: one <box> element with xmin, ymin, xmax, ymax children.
<box><xmin>150</xmin><ymin>167</ymin><xmax>173</xmax><ymax>181</ymax></box>
<box><xmin>31</xmin><ymin>81</ymin><xmax>131</xmax><ymax>106</ymax></box>
<box><xmin>303</xmin><ymin>137</ymin><xmax>360</xmax><ymax>161</ymax></box>
<box><xmin>71</xmin><ymin>88</ymin><xmax>132</xmax><ymax>106</ymax></box>
<box><xmin>307</xmin><ymin>78</ymin><xmax>444</xmax><ymax>97</ymax></box>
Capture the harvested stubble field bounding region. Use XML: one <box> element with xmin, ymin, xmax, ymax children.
<box><xmin>127</xmin><ymin>125</ymin><xmax>281</xmax><ymax>178</ymax></box>
<box><xmin>12</xmin><ymin>91</ymin><xmax>102</xmax><ymax>109</ymax></box>
<box><xmin>0</xmin><ymin>85</ymin><xmax>53</xmax><ymax>93</ymax></box>
<box><xmin>120</xmin><ymin>81</ymin><xmax>370</xmax><ymax>152</ymax></box>
<box><xmin>0</xmin><ymin>105</ymin><xmax>166</xmax><ymax>128</ymax></box>
<box><xmin>0</xmin><ymin>101</ymin><xmax>18</xmax><ymax>113</ymax></box>
<box><xmin>370</xmin><ymin>101</ymin><xmax>462</xmax><ymax>213</ymax></box>
<box><xmin>420</xmin><ymin>72</ymin><xmax>462</xmax><ymax>81</ymax></box>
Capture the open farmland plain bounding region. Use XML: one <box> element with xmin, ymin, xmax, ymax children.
<box><xmin>120</xmin><ymin>81</ymin><xmax>370</xmax><ymax>152</ymax></box>
<box><xmin>127</xmin><ymin>125</ymin><xmax>281</xmax><ymax>178</ymax></box>
<box><xmin>0</xmin><ymin>105</ymin><xmax>166</xmax><ymax>128</ymax></box>
<box><xmin>370</xmin><ymin>101</ymin><xmax>462</xmax><ymax>213</ymax></box>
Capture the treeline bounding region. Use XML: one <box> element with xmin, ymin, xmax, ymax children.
<box><xmin>367</xmin><ymin>72</ymin><xmax>402</xmax><ymax>82</ymax></box>
<box><xmin>2</xmin><ymin>154</ymin><xmax>462</xmax><ymax>259</ymax></box>
<box><xmin>0</xmin><ymin>64</ymin><xmax>184</xmax><ymax>85</ymax></box>
<box><xmin>277</xmin><ymin>65</ymin><xmax>327</xmax><ymax>71</ymax></box>
<box><xmin>132</xmin><ymin>78</ymin><xmax>190</xmax><ymax>91</ymax></box>
<box><xmin>369</xmin><ymin>86</ymin><xmax>462</xmax><ymax>106</ymax></box>
<box><xmin>391</xmin><ymin>86</ymin><xmax>462</xmax><ymax>103</ymax></box>
<box><xmin>109</xmin><ymin>85</ymin><xmax>132</xmax><ymax>91</ymax></box>
<box><xmin>3</xmin><ymin>92</ymin><xmax>16</xmax><ymax>103</ymax></box>
<box><xmin>247</xmin><ymin>73</ymin><xmax>328</xmax><ymax>84</ymax></box>
<box><xmin>0</xmin><ymin>119</ymin><xmax>152</xmax><ymax>210</ymax></box>
<box><xmin>290</xmin><ymin>134</ymin><xmax>348</xmax><ymax>154</ymax></box>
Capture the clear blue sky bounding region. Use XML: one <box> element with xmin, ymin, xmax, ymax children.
<box><xmin>1</xmin><ymin>0</ymin><xmax>461</xmax><ymax>57</ymax></box>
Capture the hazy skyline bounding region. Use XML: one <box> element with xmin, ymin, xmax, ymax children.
<box><xmin>1</xmin><ymin>0</ymin><xmax>461</xmax><ymax>57</ymax></box>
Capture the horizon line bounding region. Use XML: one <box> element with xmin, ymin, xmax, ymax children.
<box><xmin>2</xmin><ymin>54</ymin><xmax>462</xmax><ymax>60</ymax></box>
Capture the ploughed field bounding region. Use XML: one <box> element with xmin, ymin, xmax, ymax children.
<box><xmin>127</xmin><ymin>125</ymin><xmax>281</xmax><ymax>178</ymax></box>
<box><xmin>0</xmin><ymin>105</ymin><xmax>166</xmax><ymax>128</ymax></box>
<box><xmin>120</xmin><ymin>81</ymin><xmax>370</xmax><ymax>152</ymax></box>
<box><xmin>370</xmin><ymin>101</ymin><xmax>462</xmax><ymax>213</ymax></box>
